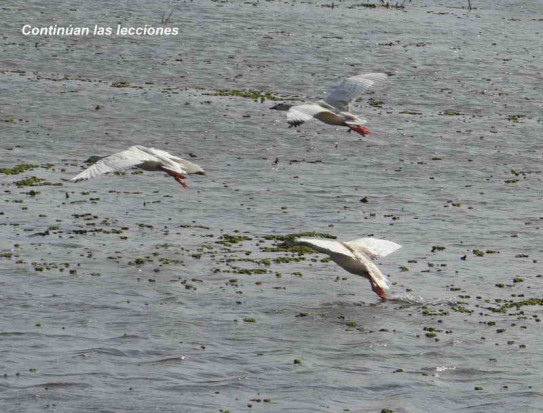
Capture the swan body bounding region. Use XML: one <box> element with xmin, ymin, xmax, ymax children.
<box><xmin>71</xmin><ymin>145</ymin><xmax>205</xmax><ymax>188</ymax></box>
<box><xmin>271</xmin><ymin>72</ymin><xmax>388</xmax><ymax>136</ymax></box>
<box><xmin>292</xmin><ymin>236</ymin><xmax>401</xmax><ymax>299</ymax></box>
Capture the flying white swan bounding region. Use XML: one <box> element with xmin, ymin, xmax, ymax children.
<box><xmin>291</xmin><ymin>236</ymin><xmax>401</xmax><ymax>299</ymax></box>
<box><xmin>271</xmin><ymin>72</ymin><xmax>389</xmax><ymax>136</ymax></box>
<box><xmin>71</xmin><ymin>145</ymin><xmax>205</xmax><ymax>188</ymax></box>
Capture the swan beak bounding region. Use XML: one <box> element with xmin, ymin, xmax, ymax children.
<box><xmin>370</xmin><ymin>280</ymin><xmax>387</xmax><ymax>299</ymax></box>
<box><xmin>195</xmin><ymin>170</ymin><xmax>206</xmax><ymax>176</ymax></box>
<box><xmin>351</xmin><ymin>125</ymin><xmax>372</xmax><ymax>136</ymax></box>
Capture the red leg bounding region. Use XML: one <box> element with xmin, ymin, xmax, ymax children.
<box><xmin>161</xmin><ymin>168</ymin><xmax>188</xmax><ymax>188</ymax></box>
<box><xmin>350</xmin><ymin>125</ymin><xmax>372</xmax><ymax>136</ymax></box>
<box><xmin>173</xmin><ymin>174</ymin><xmax>188</xmax><ymax>188</ymax></box>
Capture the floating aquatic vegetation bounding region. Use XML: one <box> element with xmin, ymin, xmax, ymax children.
<box><xmin>210</xmin><ymin>89</ymin><xmax>298</xmax><ymax>102</ymax></box>
<box><xmin>15</xmin><ymin>177</ymin><xmax>45</xmax><ymax>187</ymax></box>
<box><xmin>111</xmin><ymin>81</ymin><xmax>131</xmax><ymax>88</ymax></box>
<box><xmin>368</xmin><ymin>98</ymin><xmax>384</xmax><ymax>108</ymax></box>
<box><xmin>273</xmin><ymin>256</ymin><xmax>306</xmax><ymax>264</ymax></box>
<box><xmin>440</xmin><ymin>111</ymin><xmax>465</xmax><ymax>116</ymax></box>
<box><xmin>233</xmin><ymin>268</ymin><xmax>268</xmax><ymax>275</ymax></box>
<box><xmin>0</xmin><ymin>164</ymin><xmax>38</xmax><ymax>175</ymax></box>
<box><xmin>506</xmin><ymin>114</ymin><xmax>525</xmax><ymax>123</ymax></box>
<box><xmin>487</xmin><ymin>298</ymin><xmax>543</xmax><ymax>313</ymax></box>
<box><xmin>216</xmin><ymin>234</ymin><xmax>253</xmax><ymax>246</ymax></box>
<box><xmin>399</xmin><ymin>110</ymin><xmax>422</xmax><ymax>115</ymax></box>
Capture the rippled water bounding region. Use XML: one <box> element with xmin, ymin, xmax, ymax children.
<box><xmin>1</xmin><ymin>1</ymin><xmax>543</xmax><ymax>412</ymax></box>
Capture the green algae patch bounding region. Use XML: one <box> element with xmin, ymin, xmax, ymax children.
<box><xmin>452</xmin><ymin>306</ymin><xmax>473</xmax><ymax>314</ymax></box>
<box><xmin>368</xmin><ymin>99</ymin><xmax>384</xmax><ymax>108</ymax></box>
<box><xmin>506</xmin><ymin>114</ymin><xmax>525</xmax><ymax>123</ymax></box>
<box><xmin>216</xmin><ymin>234</ymin><xmax>253</xmax><ymax>246</ymax></box>
<box><xmin>353</xmin><ymin>3</ymin><xmax>377</xmax><ymax>8</ymax></box>
<box><xmin>487</xmin><ymin>298</ymin><xmax>543</xmax><ymax>313</ymax></box>
<box><xmin>273</xmin><ymin>256</ymin><xmax>306</xmax><ymax>264</ymax></box>
<box><xmin>15</xmin><ymin>177</ymin><xmax>45</xmax><ymax>187</ymax></box>
<box><xmin>14</xmin><ymin>176</ymin><xmax>62</xmax><ymax>187</ymax></box>
<box><xmin>210</xmin><ymin>89</ymin><xmax>296</xmax><ymax>102</ymax></box>
<box><xmin>439</xmin><ymin>111</ymin><xmax>465</xmax><ymax>116</ymax></box>
<box><xmin>0</xmin><ymin>164</ymin><xmax>39</xmax><ymax>175</ymax></box>
<box><xmin>233</xmin><ymin>268</ymin><xmax>268</xmax><ymax>275</ymax></box>
<box><xmin>399</xmin><ymin>110</ymin><xmax>422</xmax><ymax>115</ymax></box>
<box><xmin>111</xmin><ymin>81</ymin><xmax>131</xmax><ymax>88</ymax></box>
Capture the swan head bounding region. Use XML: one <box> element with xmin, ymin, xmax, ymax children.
<box><xmin>178</xmin><ymin>160</ymin><xmax>206</xmax><ymax>176</ymax></box>
<box><xmin>270</xmin><ymin>103</ymin><xmax>293</xmax><ymax>111</ymax></box>
<box><xmin>85</xmin><ymin>155</ymin><xmax>105</xmax><ymax>164</ymax></box>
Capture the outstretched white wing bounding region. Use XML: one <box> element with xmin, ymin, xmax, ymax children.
<box><xmin>294</xmin><ymin>237</ymin><xmax>354</xmax><ymax>258</ymax></box>
<box><xmin>324</xmin><ymin>73</ymin><xmax>388</xmax><ymax>112</ymax></box>
<box><xmin>286</xmin><ymin>104</ymin><xmax>329</xmax><ymax>127</ymax></box>
<box><xmin>70</xmin><ymin>146</ymin><xmax>158</xmax><ymax>182</ymax></box>
<box><xmin>344</xmin><ymin>237</ymin><xmax>401</xmax><ymax>260</ymax></box>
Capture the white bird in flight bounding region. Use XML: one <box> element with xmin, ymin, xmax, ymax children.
<box><xmin>271</xmin><ymin>72</ymin><xmax>389</xmax><ymax>136</ymax></box>
<box><xmin>291</xmin><ymin>236</ymin><xmax>401</xmax><ymax>299</ymax></box>
<box><xmin>71</xmin><ymin>145</ymin><xmax>205</xmax><ymax>188</ymax></box>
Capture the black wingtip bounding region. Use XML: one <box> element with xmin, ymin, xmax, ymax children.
<box><xmin>288</xmin><ymin>120</ymin><xmax>304</xmax><ymax>128</ymax></box>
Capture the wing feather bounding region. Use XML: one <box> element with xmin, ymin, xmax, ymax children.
<box><xmin>70</xmin><ymin>146</ymin><xmax>158</xmax><ymax>182</ymax></box>
<box><xmin>344</xmin><ymin>237</ymin><xmax>401</xmax><ymax>259</ymax></box>
<box><xmin>286</xmin><ymin>104</ymin><xmax>329</xmax><ymax>127</ymax></box>
<box><xmin>324</xmin><ymin>73</ymin><xmax>388</xmax><ymax>112</ymax></box>
<box><xmin>294</xmin><ymin>237</ymin><xmax>355</xmax><ymax>258</ymax></box>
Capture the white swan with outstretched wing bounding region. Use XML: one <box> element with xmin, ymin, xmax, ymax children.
<box><xmin>272</xmin><ymin>72</ymin><xmax>389</xmax><ymax>136</ymax></box>
<box><xmin>71</xmin><ymin>145</ymin><xmax>205</xmax><ymax>188</ymax></box>
<box><xmin>292</xmin><ymin>236</ymin><xmax>401</xmax><ymax>299</ymax></box>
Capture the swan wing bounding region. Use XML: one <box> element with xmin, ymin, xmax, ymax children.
<box><xmin>71</xmin><ymin>146</ymin><xmax>158</xmax><ymax>182</ymax></box>
<box><xmin>344</xmin><ymin>237</ymin><xmax>401</xmax><ymax>260</ymax></box>
<box><xmin>286</xmin><ymin>103</ymin><xmax>329</xmax><ymax>127</ymax></box>
<box><xmin>294</xmin><ymin>237</ymin><xmax>355</xmax><ymax>258</ymax></box>
<box><xmin>324</xmin><ymin>73</ymin><xmax>388</xmax><ymax>112</ymax></box>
